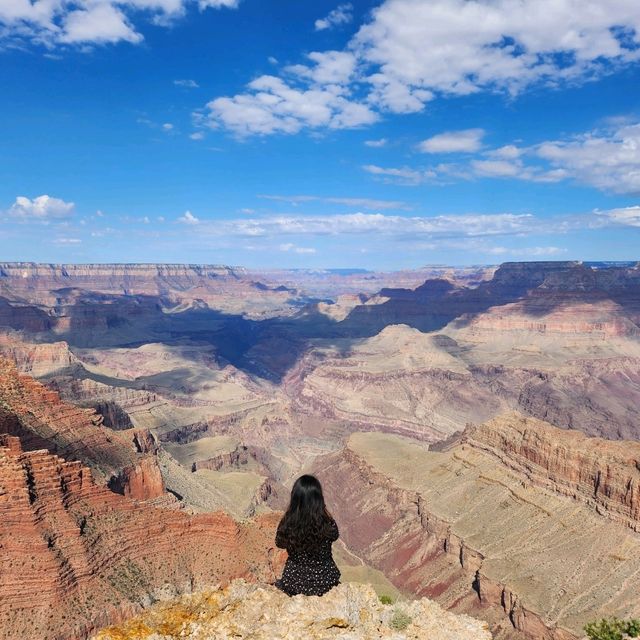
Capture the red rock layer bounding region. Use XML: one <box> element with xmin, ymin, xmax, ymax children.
<box><xmin>0</xmin><ymin>357</ymin><xmax>163</xmax><ymax>500</ymax></box>
<box><xmin>0</xmin><ymin>333</ymin><xmax>77</xmax><ymax>375</ymax></box>
<box><xmin>462</xmin><ymin>413</ymin><xmax>640</xmax><ymax>531</ymax></box>
<box><xmin>0</xmin><ymin>435</ymin><xmax>284</xmax><ymax>640</ymax></box>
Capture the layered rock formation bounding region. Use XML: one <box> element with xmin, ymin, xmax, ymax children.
<box><xmin>0</xmin><ymin>435</ymin><xmax>284</xmax><ymax>640</ymax></box>
<box><xmin>93</xmin><ymin>579</ymin><xmax>491</xmax><ymax>640</ymax></box>
<box><xmin>284</xmin><ymin>325</ymin><xmax>508</xmax><ymax>442</ymax></box>
<box><xmin>0</xmin><ymin>333</ymin><xmax>77</xmax><ymax>376</ymax></box>
<box><xmin>313</xmin><ymin>414</ymin><xmax>640</xmax><ymax>639</ymax></box>
<box><xmin>0</xmin><ymin>356</ymin><xmax>164</xmax><ymax>499</ymax></box>
<box><xmin>338</xmin><ymin>261</ymin><xmax>640</xmax><ymax>337</ymax></box>
<box><xmin>462</xmin><ymin>414</ymin><xmax>640</xmax><ymax>531</ymax></box>
<box><xmin>0</xmin><ymin>262</ymin><xmax>307</xmax><ymax>319</ymax></box>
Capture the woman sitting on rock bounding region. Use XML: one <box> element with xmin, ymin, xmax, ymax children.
<box><xmin>274</xmin><ymin>474</ymin><xmax>341</xmax><ymax>596</ymax></box>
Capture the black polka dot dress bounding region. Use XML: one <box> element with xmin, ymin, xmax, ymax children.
<box><xmin>274</xmin><ymin>520</ymin><xmax>341</xmax><ymax>596</ymax></box>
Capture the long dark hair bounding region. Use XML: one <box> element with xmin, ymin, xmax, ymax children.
<box><xmin>278</xmin><ymin>475</ymin><xmax>335</xmax><ymax>550</ymax></box>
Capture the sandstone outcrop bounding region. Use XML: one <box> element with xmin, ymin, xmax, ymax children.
<box><xmin>0</xmin><ymin>435</ymin><xmax>284</xmax><ymax>640</ymax></box>
<box><xmin>462</xmin><ymin>413</ymin><xmax>640</xmax><ymax>531</ymax></box>
<box><xmin>313</xmin><ymin>415</ymin><xmax>640</xmax><ymax>639</ymax></box>
<box><xmin>0</xmin><ymin>333</ymin><xmax>77</xmax><ymax>375</ymax></box>
<box><xmin>93</xmin><ymin>579</ymin><xmax>492</xmax><ymax>640</ymax></box>
<box><xmin>108</xmin><ymin>456</ymin><xmax>166</xmax><ymax>501</ymax></box>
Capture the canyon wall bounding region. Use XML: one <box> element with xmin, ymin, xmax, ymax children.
<box><xmin>313</xmin><ymin>415</ymin><xmax>640</xmax><ymax>640</ymax></box>
<box><xmin>462</xmin><ymin>414</ymin><xmax>640</xmax><ymax>531</ymax></box>
<box><xmin>0</xmin><ymin>356</ymin><xmax>163</xmax><ymax>500</ymax></box>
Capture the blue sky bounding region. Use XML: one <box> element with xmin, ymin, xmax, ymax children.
<box><xmin>1</xmin><ymin>0</ymin><xmax>639</xmax><ymax>268</ymax></box>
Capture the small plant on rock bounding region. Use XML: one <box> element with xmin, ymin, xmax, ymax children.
<box><xmin>389</xmin><ymin>608</ymin><xmax>412</xmax><ymax>631</ymax></box>
<box><xmin>379</xmin><ymin>594</ymin><xmax>393</xmax><ymax>605</ymax></box>
<box><xmin>584</xmin><ymin>617</ymin><xmax>640</xmax><ymax>640</ymax></box>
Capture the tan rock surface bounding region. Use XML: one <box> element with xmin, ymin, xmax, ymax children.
<box><xmin>463</xmin><ymin>413</ymin><xmax>640</xmax><ymax>530</ymax></box>
<box><xmin>93</xmin><ymin>579</ymin><xmax>492</xmax><ymax>640</ymax></box>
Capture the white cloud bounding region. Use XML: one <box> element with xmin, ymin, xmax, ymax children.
<box><xmin>279</xmin><ymin>243</ymin><xmax>317</xmax><ymax>254</ymax></box>
<box><xmin>490</xmin><ymin>144</ymin><xmax>523</xmax><ymax>159</ymax></box>
<box><xmin>190</xmin><ymin>131</ymin><xmax>204</xmax><ymax>140</ymax></box>
<box><xmin>174</xmin><ymin>79</ymin><xmax>199</xmax><ymax>88</ymax></box>
<box><xmin>419</xmin><ymin>129</ymin><xmax>484</xmax><ymax>153</ymax></box>
<box><xmin>315</xmin><ymin>3</ymin><xmax>353</xmax><ymax>31</ymax></box>
<box><xmin>268</xmin><ymin>56</ymin><xmax>278</xmax><ymax>65</ymax></box>
<box><xmin>467</xmin><ymin>121</ymin><xmax>640</xmax><ymax>193</ymax></box>
<box><xmin>8</xmin><ymin>195</ymin><xmax>75</xmax><ymax>219</ymax></box>
<box><xmin>259</xmin><ymin>194</ymin><xmax>408</xmax><ymax>210</ymax></box>
<box><xmin>205</xmin><ymin>73</ymin><xmax>377</xmax><ymax>136</ymax></box>
<box><xmin>205</xmin><ymin>0</ymin><xmax>640</xmax><ymax>135</ymax></box>
<box><xmin>186</xmin><ymin>211</ymin><xmax>543</xmax><ymax>239</ymax></box>
<box><xmin>287</xmin><ymin>50</ymin><xmax>357</xmax><ymax>85</ymax></box>
<box><xmin>486</xmin><ymin>245</ymin><xmax>566</xmax><ymax>256</ymax></box>
<box><xmin>162</xmin><ymin>122</ymin><xmax>174</xmax><ymax>131</ymax></box>
<box><xmin>535</xmin><ymin>123</ymin><xmax>640</xmax><ymax>194</ymax></box>
<box><xmin>595</xmin><ymin>205</ymin><xmax>640</xmax><ymax>227</ymax></box>
<box><xmin>199</xmin><ymin>0</ymin><xmax>239</xmax><ymax>8</ymax></box>
<box><xmin>178</xmin><ymin>210</ymin><xmax>199</xmax><ymax>224</ymax></box>
<box><xmin>471</xmin><ymin>158</ymin><xmax>522</xmax><ymax>177</ymax></box>
<box><xmin>60</xmin><ymin>4</ymin><xmax>142</xmax><ymax>44</ymax></box>
<box><xmin>52</xmin><ymin>237</ymin><xmax>82</xmax><ymax>245</ymax></box>
<box><xmin>327</xmin><ymin>197</ymin><xmax>407</xmax><ymax>210</ymax></box>
<box><xmin>363</xmin><ymin>164</ymin><xmax>437</xmax><ymax>185</ymax></box>
<box><xmin>0</xmin><ymin>0</ymin><xmax>241</xmax><ymax>48</ymax></box>
<box><xmin>353</xmin><ymin>0</ymin><xmax>640</xmax><ymax>113</ymax></box>
<box><xmin>364</xmin><ymin>120</ymin><xmax>640</xmax><ymax>195</ymax></box>
<box><xmin>365</xmin><ymin>138</ymin><xmax>387</xmax><ymax>147</ymax></box>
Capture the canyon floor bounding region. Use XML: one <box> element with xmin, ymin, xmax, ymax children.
<box><xmin>1</xmin><ymin>261</ymin><xmax>639</xmax><ymax>640</ymax></box>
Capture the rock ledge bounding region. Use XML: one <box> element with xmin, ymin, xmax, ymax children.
<box><xmin>93</xmin><ymin>579</ymin><xmax>492</xmax><ymax>640</ymax></box>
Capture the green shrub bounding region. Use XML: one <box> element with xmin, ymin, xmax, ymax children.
<box><xmin>379</xmin><ymin>594</ymin><xmax>393</xmax><ymax>605</ymax></box>
<box><xmin>584</xmin><ymin>618</ymin><xmax>640</xmax><ymax>640</ymax></box>
<box><xmin>389</xmin><ymin>608</ymin><xmax>412</xmax><ymax>631</ymax></box>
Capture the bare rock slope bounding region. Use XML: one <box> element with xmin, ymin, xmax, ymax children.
<box><xmin>0</xmin><ymin>356</ymin><xmax>164</xmax><ymax>499</ymax></box>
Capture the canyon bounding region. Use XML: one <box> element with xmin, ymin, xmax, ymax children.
<box><xmin>1</xmin><ymin>260</ymin><xmax>639</xmax><ymax>639</ymax></box>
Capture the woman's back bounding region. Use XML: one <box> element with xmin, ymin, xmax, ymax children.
<box><xmin>274</xmin><ymin>475</ymin><xmax>341</xmax><ymax>597</ymax></box>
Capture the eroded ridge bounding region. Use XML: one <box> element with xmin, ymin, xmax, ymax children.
<box><xmin>0</xmin><ymin>356</ymin><xmax>164</xmax><ymax>499</ymax></box>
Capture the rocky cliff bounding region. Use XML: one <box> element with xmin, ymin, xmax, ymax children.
<box><xmin>0</xmin><ymin>356</ymin><xmax>165</xmax><ymax>499</ymax></box>
<box><xmin>0</xmin><ymin>435</ymin><xmax>284</xmax><ymax>640</ymax></box>
<box><xmin>93</xmin><ymin>579</ymin><xmax>492</xmax><ymax>640</ymax></box>
<box><xmin>0</xmin><ymin>262</ymin><xmax>303</xmax><ymax>319</ymax></box>
<box><xmin>0</xmin><ymin>263</ymin><xmax>243</xmax><ymax>294</ymax></box>
<box><xmin>0</xmin><ymin>333</ymin><xmax>78</xmax><ymax>376</ymax></box>
<box><xmin>462</xmin><ymin>414</ymin><xmax>640</xmax><ymax>531</ymax></box>
<box><xmin>313</xmin><ymin>415</ymin><xmax>640</xmax><ymax>640</ymax></box>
